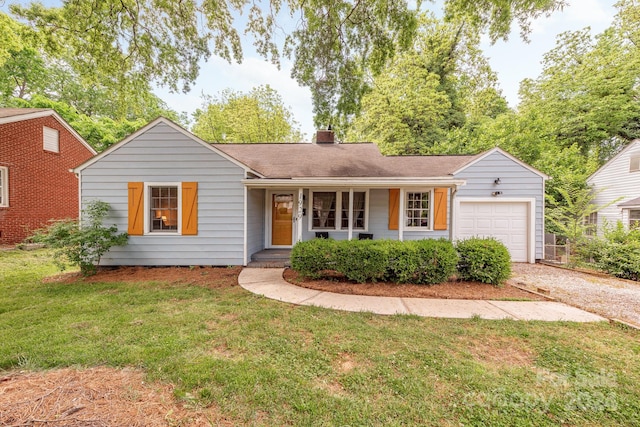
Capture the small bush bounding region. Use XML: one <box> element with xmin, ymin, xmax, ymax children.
<box><xmin>29</xmin><ymin>200</ymin><xmax>128</xmax><ymax>275</ymax></box>
<box><xmin>597</xmin><ymin>241</ymin><xmax>640</xmax><ymax>281</ymax></box>
<box><xmin>290</xmin><ymin>238</ymin><xmax>335</xmax><ymax>279</ymax></box>
<box><xmin>456</xmin><ymin>237</ymin><xmax>511</xmax><ymax>285</ymax></box>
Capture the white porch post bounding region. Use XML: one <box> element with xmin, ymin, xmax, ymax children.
<box><xmin>297</xmin><ymin>187</ymin><xmax>304</xmax><ymax>243</ymax></box>
<box><xmin>399</xmin><ymin>188</ymin><xmax>404</xmax><ymax>242</ymax></box>
<box><xmin>348</xmin><ymin>188</ymin><xmax>354</xmax><ymax>240</ymax></box>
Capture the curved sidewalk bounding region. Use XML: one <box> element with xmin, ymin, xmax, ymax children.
<box><xmin>238</xmin><ymin>268</ymin><xmax>606</xmax><ymax>322</ymax></box>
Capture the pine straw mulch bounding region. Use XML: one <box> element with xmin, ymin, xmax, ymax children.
<box><xmin>283</xmin><ymin>269</ymin><xmax>547</xmax><ymax>301</ymax></box>
<box><xmin>0</xmin><ymin>367</ymin><xmax>234</xmax><ymax>427</ymax></box>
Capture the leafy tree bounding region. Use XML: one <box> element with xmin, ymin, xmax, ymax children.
<box><xmin>546</xmin><ymin>184</ymin><xmax>621</xmax><ymax>243</ymax></box>
<box><xmin>30</xmin><ymin>200</ymin><xmax>128</xmax><ymax>276</ymax></box>
<box><xmin>192</xmin><ymin>85</ymin><xmax>304</xmax><ymax>142</ymax></box>
<box><xmin>9</xmin><ymin>0</ymin><xmax>565</xmax><ymax>126</ymax></box>
<box><xmin>518</xmin><ymin>0</ymin><xmax>640</xmax><ymax>163</ymax></box>
<box><xmin>346</xmin><ymin>15</ymin><xmax>507</xmax><ymax>154</ymax></box>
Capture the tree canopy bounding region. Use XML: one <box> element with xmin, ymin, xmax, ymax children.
<box><xmin>7</xmin><ymin>0</ymin><xmax>566</xmax><ymax>126</ymax></box>
<box><xmin>192</xmin><ymin>85</ymin><xmax>304</xmax><ymax>143</ymax></box>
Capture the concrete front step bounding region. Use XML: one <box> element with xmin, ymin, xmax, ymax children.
<box><xmin>247</xmin><ymin>260</ymin><xmax>291</xmax><ymax>268</ymax></box>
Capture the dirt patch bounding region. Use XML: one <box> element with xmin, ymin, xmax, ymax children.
<box><xmin>463</xmin><ymin>337</ymin><xmax>535</xmax><ymax>368</ymax></box>
<box><xmin>0</xmin><ymin>367</ymin><xmax>235</xmax><ymax>426</ymax></box>
<box><xmin>283</xmin><ymin>269</ymin><xmax>546</xmax><ymax>301</ymax></box>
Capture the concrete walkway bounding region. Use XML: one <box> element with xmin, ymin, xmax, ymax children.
<box><xmin>239</xmin><ymin>268</ymin><xmax>606</xmax><ymax>322</ymax></box>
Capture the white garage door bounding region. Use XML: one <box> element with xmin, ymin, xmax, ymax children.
<box><xmin>457</xmin><ymin>201</ymin><xmax>529</xmax><ymax>262</ymax></box>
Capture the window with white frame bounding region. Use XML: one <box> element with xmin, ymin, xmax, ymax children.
<box><xmin>0</xmin><ymin>167</ymin><xmax>8</xmax><ymax>207</ymax></box>
<box><xmin>311</xmin><ymin>190</ymin><xmax>367</xmax><ymax>230</ymax></box>
<box><xmin>630</xmin><ymin>210</ymin><xmax>640</xmax><ymax>229</ymax></box>
<box><xmin>149</xmin><ymin>185</ymin><xmax>179</xmax><ymax>232</ymax></box>
<box><xmin>584</xmin><ymin>212</ymin><xmax>597</xmax><ymax>236</ymax></box>
<box><xmin>43</xmin><ymin>126</ymin><xmax>59</xmax><ymax>153</ymax></box>
<box><xmin>405</xmin><ymin>191</ymin><xmax>431</xmax><ymax>228</ymax></box>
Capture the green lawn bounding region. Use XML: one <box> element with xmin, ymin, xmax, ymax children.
<box><xmin>1</xmin><ymin>249</ymin><xmax>639</xmax><ymax>426</ymax></box>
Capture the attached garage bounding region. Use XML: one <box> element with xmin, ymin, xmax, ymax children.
<box><xmin>455</xmin><ymin>199</ymin><xmax>534</xmax><ymax>262</ymax></box>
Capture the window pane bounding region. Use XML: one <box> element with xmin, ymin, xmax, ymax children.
<box><xmin>406</xmin><ymin>192</ymin><xmax>430</xmax><ymax>228</ymax></box>
<box><xmin>150</xmin><ymin>186</ymin><xmax>178</xmax><ymax>232</ymax></box>
<box><xmin>312</xmin><ymin>192</ymin><xmax>336</xmax><ymax>229</ymax></box>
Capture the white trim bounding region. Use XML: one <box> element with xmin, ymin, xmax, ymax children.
<box><xmin>72</xmin><ymin>117</ymin><xmax>261</xmax><ymax>176</ymax></box>
<box><xmin>243</xmin><ymin>186</ymin><xmax>248</xmax><ymax>266</ymax></box>
<box><xmin>0</xmin><ymin>109</ymin><xmax>96</xmax><ymax>154</ymax></box>
<box><xmin>0</xmin><ymin>166</ymin><xmax>8</xmax><ymax>207</ymax></box>
<box><xmin>143</xmin><ymin>182</ymin><xmax>182</xmax><ymax>236</ymax></box>
<box><xmin>403</xmin><ymin>189</ymin><xmax>434</xmax><ymax>231</ymax></box>
<box><xmin>453</xmin><ymin>197</ymin><xmax>536</xmax><ymax>263</ymax></box>
<box><xmin>453</xmin><ymin>147</ymin><xmax>549</xmax><ymax>180</ymax></box>
<box><xmin>588</xmin><ymin>139</ymin><xmax>640</xmax><ymax>183</ymax></box>
<box><xmin>398</xmin><ymin>189</ymin><xmax>404</xmax><ymax>242</ymax></box>
<box><xmin>243</xmin><ymin>178</ymin><xmax>466</xmax><ymax>189</ymax></box>
<box><xmin>266</xmin><ymin>190</ymin><xmax>296</xmax><ymax>248</ymax></box>
<box><xmin>297</xmin><ymin>188</ymin><xmax>304</xmax><ymax>243</ymax></box>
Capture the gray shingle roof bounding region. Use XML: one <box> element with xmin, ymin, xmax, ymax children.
<box><xmin>618</xmin><ymin>196</ymin><xmax>640</xmax><ymax>207</ymax></box>
<box><xmin>0</xmin><ymin>108</ymin><xmax>51</xmax><ymax>119</ymax></box>
<box><xmin>213</xmin><ymin>143</ymin><xmax>480</xmax><ymax>178</ymax></box>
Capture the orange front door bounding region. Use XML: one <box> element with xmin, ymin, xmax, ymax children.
<box><xmin>272</xmin><ymin>193</ymin><xmax>293</xmax><ymax>246</ymax></box>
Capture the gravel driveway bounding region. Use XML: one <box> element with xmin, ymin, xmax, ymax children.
<box><xmin>511</xmin><ymin>263</ymin><xmax>640</xmax><ymax>326</ymax></box>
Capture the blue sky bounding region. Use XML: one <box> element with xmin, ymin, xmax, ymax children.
<box><xmin>3</xmin><ymin>0</ymin><xmax>617</xmax><ymax>138</ymax></box>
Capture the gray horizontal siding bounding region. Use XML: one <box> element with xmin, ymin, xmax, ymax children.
<box><xmin>454</xmin><ymin>151</ymin><xmax>545</xmax><ymax>259</ymax></box>
<box><xmin>80</xmin><ymin>122</ymin><xmax>247</xmax><ymax>266</ymax></box>
<box><xmin>247</xmin><ymin>189</ymin><xmax>265</xmax><ymax>259</ymax></box>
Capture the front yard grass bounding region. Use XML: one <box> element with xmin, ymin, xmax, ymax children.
<box><xmin>1</xmin><ymin>249</ymin><xmax>639</xmax><ymax>426</ymax></box>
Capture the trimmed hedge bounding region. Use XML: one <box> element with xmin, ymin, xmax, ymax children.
<box><xmin>291</xmin><ymin>238</ymin><xmax>458</xmax><ymax>284</ymax></box>
<box><xmin>455</xmin><ymin>237</ymin><xmax>511</xmax><ymax>285</ymax></box>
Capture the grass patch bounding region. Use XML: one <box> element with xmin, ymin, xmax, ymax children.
<box><xmin>1</xmin><ymin>249</ymin><xmax>640</xmax><ymax>425</ymax></box>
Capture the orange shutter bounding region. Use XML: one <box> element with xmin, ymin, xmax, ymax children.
<box><xmin>388</xmin><ymin>188</ymin><xmax>400</xmax><ymax>230</ymax></box>
<box><xmin>433</xmin><ymin>188</ymin><xmax>448</xmax><ymax>230</ymax></box>
<box><xmin>128</xmin><ymin>182</ymin><xmax>144</xmax><ymax>235</ymax></box>
<box><xmin>181</xmin><ymin>182</ymin><xmax>198</xmax><ymax>235</ymax></box>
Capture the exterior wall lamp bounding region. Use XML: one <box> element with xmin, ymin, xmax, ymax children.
<box><xmin>494</xmin><ymin>178</ymin><xmax>501</xmax><ymax>184</ymax></box>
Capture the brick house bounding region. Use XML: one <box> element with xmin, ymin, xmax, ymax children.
<box><xmin>0</xmin><ymin>108</ymin><xmax>96</xmax><ymax>244</ymax></box>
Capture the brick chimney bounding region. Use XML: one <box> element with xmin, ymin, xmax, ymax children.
<box><xmin>315</xmin><ymin>127</ymin><xmax>335</xmax><ymax>144</ymax></box>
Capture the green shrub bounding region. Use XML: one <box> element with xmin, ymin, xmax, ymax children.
<box><xmin>597</xmin><ymin>241</ymin><xmax>640</xmax><ymax>281</ymax></box>
<box><xmin>333</xmin><ymin>239</ymin><xmax>388</xmax><ymax>283</ymax></box>
<box><xmin>290</xmin><ymin>238</ymin><xmax>335</xmax><ymax>279</ymax></box>
<box><xmin>456</xmin><ymin>237</ymin><xmax>511</xmax><ymax>285</ymax></box>
<box><xmin>29</xmin><ymin>200</ymin><xmax>128</xmax><ymax>276</ymax></box>
<box><xmin>386</xmin><ymin>239</ymin><xmax>457</xmax><ymax>284</ymax></box>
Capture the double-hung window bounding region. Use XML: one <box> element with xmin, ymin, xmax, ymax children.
<box><xmin>150</xmin><ymin>185</ymin><xmax>179</xmax><ymax>232</ymax></box>
<box><xmin>405</xmin><ymin>191</ymin><xmax>431</xmax><ymax>229</ymax></box>
<box><xmin>311</xmin><ymin>190</ymin><xmax>367</xmax><ymax>231</ymax></box>
<box><xmin>127</xmin><ymin>182</ymin><xmax>198</xmax><ymax>236</ymax></box>
<box><xmin>630</xmin><ymin>210</ymin><xmax>640</xmax><ymax>229</ymax></box>
<box><xmin>0</xmin><ymin>167</ymin><xmax>8</xmax><ymax>207</ymax></box>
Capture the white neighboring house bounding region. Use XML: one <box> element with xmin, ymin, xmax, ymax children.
<box><xmin>587</xmin><ymin>139</ymin><xmax>640</xmax><ymax>232</ymax></box>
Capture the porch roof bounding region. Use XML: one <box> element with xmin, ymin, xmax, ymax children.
<box><xmin>618</xmin><ymin>196</ymin><xmax>640</xmax><ymax>208</ymax></box>
<box><xmin>213</xmin><ymin>143</ymin><xmax>479</xmax><ymax>179</ymax></box>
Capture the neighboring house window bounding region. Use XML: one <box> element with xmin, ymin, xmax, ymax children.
<box><xmin>0</xmin><ymin>167</ymin><xmax>8</xmax><ymax>207</ymax></box>
<box><xmin>630</xmin><ymin>210</ymin><xmax>640</xmax><ymax>229</ymax></box>
<box><xmin>127</xmin><ymin>182</ymin><xmax>198</xmax><ymax>236</ymax></box>
<box><xmin>630</xmin><ymin>155</ymin><xmax>640</xmax><ymax>172</ymax></box>
<box><xmin>43</xmin><ymin>126</ymin><xmax>59</xmax><ymax>153</ymax></box>
<box><xmin>311</xmin><ymin>190</ymin><xmax>368</xmax><ymax>230</ymax></box>
<box><xmin>406</xmin><ymin>191</ymin><xmax>431</xmax><ymax>228</ymax></box>
<box><xmin>150</xmin><ymin>186</ymin><xmax>179</xmax><ymax>232</ymax></box>
<box><xmin>584</xmin><ymin>212</ymin><xmax>597</xmax><ymax>236</ymax></box>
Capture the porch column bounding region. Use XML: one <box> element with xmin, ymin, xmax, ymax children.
<box><xmin>296</xmin><ymin>187</ymin><xmax>304</xmax><ymax>243</ymax></box>
<box><xmin>398</xmin><ymin>189</ymin><xmax>404</xmax><ymax>242</ymax></box>
<box><xmin>348</xmin><ymin>188</ymin><xmax>354</xmax><ymax>240</ymax></box>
